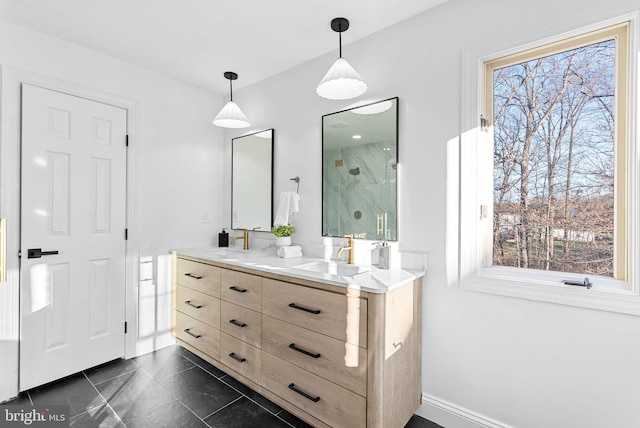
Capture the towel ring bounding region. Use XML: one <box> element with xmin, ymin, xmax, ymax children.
<box><xmin>290</xmin><ymin>176</ymin><xmax>300</xmax><ymax>193</ymax></box>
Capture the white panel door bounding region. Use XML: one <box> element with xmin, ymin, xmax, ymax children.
<box><xmin>20</xmin><ymin>84</ymin><xmax>127</xmax><ymax>391</ymax></box>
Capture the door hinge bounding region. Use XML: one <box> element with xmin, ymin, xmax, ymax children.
<box><xmin>125</xmin><ymin>135</ymin><xmax>129</xmax><ymax>147</ymax></box>
<box><xmin>125</xmin><ymin>229</ymin><xmax>128</xmax><ymax>240</ymax></box>
<box><xmin>124</xmin><ymin>322</ymin><xmax>128</xmax><ymax>334</ymax></box>
<box><xmin>18</xmin><ymin>250</ymin><xmax>22</xmax><ymax>258</ymax></box>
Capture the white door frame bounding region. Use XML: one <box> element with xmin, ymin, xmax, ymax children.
<box><xmin>0</xmin><ymin>66</ymin><xmax>140</xmax><ymax>401</ymax></box>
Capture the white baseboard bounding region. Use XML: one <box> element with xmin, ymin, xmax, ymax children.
<box><xmin>416</xmin><ymin>393</ymin><xmax>513</xmax><ymax>428</ymax></box>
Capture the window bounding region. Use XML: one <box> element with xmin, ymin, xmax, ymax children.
<box><xmin>459</xmin><ymin>19</ymin><xmax>639</xmax><ymax>314</ymax></box>
<box><xmin>487</xmin><ymin>23</ymin><xmax>628</xmax><ymax>280</ymax></box>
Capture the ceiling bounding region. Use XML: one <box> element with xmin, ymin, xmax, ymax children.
<box><xmin>0</xmin><ymin>0</ymin><xmax>447</xmax><ymax>94</ymax></box>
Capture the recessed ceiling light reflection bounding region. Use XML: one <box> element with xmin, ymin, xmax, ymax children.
<box><xmin>352</xmin><ymin>135</ymin><xmax>362</xmax><ymax>140</ymax></box>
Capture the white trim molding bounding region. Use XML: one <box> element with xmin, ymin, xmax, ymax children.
<box><xmin>419</xmin><ymin>393</ymin><xmax>513</xmax><ymax>428</ymax></box>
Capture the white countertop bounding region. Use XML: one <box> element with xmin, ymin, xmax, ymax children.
<box><xmin>174</xmin><ymin>247</ymin><xmax>426</xmax><ymax>294</ymax></box>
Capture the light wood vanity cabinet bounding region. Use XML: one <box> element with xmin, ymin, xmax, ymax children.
<box><xmin>175</xmin><ymin>258</ymin><xmax>221</xmax><ymax>297</ymax></box>
<box><xmin>173</xmin><ymin>259</ymin><xmax>221</xmax><ymax>359</ymax></box>
<box><xmin>220</xmin><ymin>269</ymin><xmax>261</xmax><ymax>311</ymax></box>
<box><xmin>172</xmin><ymin>253</ymin><xmax>422</xmax><ymax>428</ymax></box>
<box><xmin>262</xmin><ymin>278</ymin><xmax>368</xmax><ymax>348</ymax></box>
<box><xmin>220</xmin><ymin>301</ymin><xmax>262</xmax><ymax>348</ymax></box>
<box><xmin>219</xmin><ymin>269</ymin><xmax>263</xmax><ymax>384</ymax></box>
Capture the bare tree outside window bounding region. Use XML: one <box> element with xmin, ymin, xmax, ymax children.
<box><xmin>491</xmin><ymin>38</ymin><xmax>616</xmax><ymax>276</ymax></box>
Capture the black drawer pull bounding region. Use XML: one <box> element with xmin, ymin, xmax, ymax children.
<box><xmin>288</xmin><ymin>383</ymin><xmax>320</xmax><ymax>403</ymax></box>
<box><xmin>184</xmin><ymin>273</ymin><xmax>203</xmax><ymax>280</ymax></box>
<box><xmin>183</xmin><ymin>328</ymin><xmax>201</xmax><ymax>339</ymax></box>
<box><xmin>289</xmin><ymin>343</ymin><xmax>321</xmax><ymax>359</ymax></box>
<box><xmin>229</xmin><ymin>286</ymin><xmax>247</xmax><ymax>293</ymax></box>
<box><xmin>228</xmin><ymin>319</ymin><xmax>247</xmax><ymax>328</ymax></box>
<box><xmin>184</xmin><ymin>300</ymin><xmax>202</xmax><ymax>309</ymax></box>
<box><xmin>228</xmin><ymin>352</ymin><xmax>246</xmax><ymax>363</ymax></box>
<box><xmin>288</xmin><ymin>303</ymin><xmax>321</xmax><ymax>315</ymax></box>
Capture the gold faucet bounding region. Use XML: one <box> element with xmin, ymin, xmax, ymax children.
<box><xmin>231</xmin><ymin>228</ymin><xmax>250</xmax><ymax>250</ymax></box>
<box><xmin>336</xmin><ymin>235</ymin><xmax>355</xmax><ymax>264</ymax></box>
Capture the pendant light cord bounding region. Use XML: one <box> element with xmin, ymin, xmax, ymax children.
<box><xmin>229</xmin><ymin>78</ymin><xmax>233</xmax><ymax>101</ymax></box>
<box><xmin>338</xmin><ymin>29</ymin><xmax>342</xmax><ymax>58</ymax></box>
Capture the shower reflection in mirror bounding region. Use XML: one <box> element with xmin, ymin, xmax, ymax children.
<box><xmin>322</xmin><ymin>98</ymin><xmax>398</xmax><ymax>240</ymax></box>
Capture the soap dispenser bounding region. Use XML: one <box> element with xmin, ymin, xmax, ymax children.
<box><xmin>371</xmin><ymin>242</ymin><xmax>381</xmax><ymax>267</ymax></box>
<box><xmin>371</xmin><ymin>241</ymin><xmax>391</xmax><ymax>269</ymax></box>
<box><xmin>378</xmin><ymin>241</ymin><xmax>391</xmax><ymax>269</ymax></box>
<box><xmin>218</xmin><ymin>228</ymin><xmax>229</xmax><ymax>247</ymax></box>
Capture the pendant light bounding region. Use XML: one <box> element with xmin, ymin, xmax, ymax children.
<box><xmin>213</xmin><ymin>71</ymin><xmax>250</xmax><ymax>128</ymax></box>
<box><xmin>316</xmin><ymin>17</ymin><xmax>367</xmax><ymax>100</ymax></box>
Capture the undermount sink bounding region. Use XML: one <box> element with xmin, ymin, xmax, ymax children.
<box><xmin>203</xmin><ymin>248</ymin><xmax>245</xmax><ymax>257</ymax></box>
<box><xmin>292</xmin><ymin>261</ymin><xmax>372</xmax><ymax>277</ymax></box>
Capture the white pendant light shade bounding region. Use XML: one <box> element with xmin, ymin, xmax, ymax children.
<box><xmin>212</xmin><ymin>100</ymin><xmax>250</xmax><ymax>128</ymax></box>
<box><xmin>316</xmin><ymin>57</ymin><xmax>368</xmax><ymax>100</ymax></box>
<box><xmin>317</xmin><ymin>17</ymin><xmax>367</xmax><ymax>101</ymax></box>
<box><xmin>213</xmin><ymin>71</ymin><xmax>250</xmax><ymax>128</ymax></box>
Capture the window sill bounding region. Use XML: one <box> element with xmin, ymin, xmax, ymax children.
<box><xmin>460</xmin><ymin>267</ymin><xmax>640</xmax><ymax>316</ymax></box>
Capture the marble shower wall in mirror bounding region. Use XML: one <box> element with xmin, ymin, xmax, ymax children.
<box><xmin>322</xmin><ymin>98</ymin><xmax>398</xmax><ymax>240</ymax></box>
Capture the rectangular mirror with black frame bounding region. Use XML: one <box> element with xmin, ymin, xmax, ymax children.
<box><xmin>232</xmin><ymin>129</ymin><xmax>274</xmax><ymax>232</ymax></box>
<box><xmin>322</xmin><ymin>98</ymin><xmax>399</xmax><ymax>240</ymax></box>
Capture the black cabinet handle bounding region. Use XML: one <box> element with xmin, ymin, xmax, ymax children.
<box><xmin>288</xmin><ymin>383</ymin><xmax>320</xmax><ymax>403</ymax></box>
<box><xmin>27</xmin><ymin>248</ymin><xmax>59</xmax><ymax>259</ymax></box>
<box><xmin>184</xmin><ymin>300</ymin><xmax>202</xmax><ymax>309</ymax></box>
<box><xmin>184</xmin><ymin>273</ymin><xmax>203</xmax><ymax>280</ymax></box>
<box><xmin>288</xmin><ymin>303</ymin><xmax>321</xmax><ymax>315</ymax></box>
<box><xmin>183</xmin><ymin>328</ymin><xmax>201</xmax><ymax>339</ymax></box>
<box><xmin>228</xmin><ymin>319</ymin><xmax>247</xmax><ymax>328</ymax></box>
<box><xmin>289</xmin><ymin>343</ymin><xmax>321</xmax><ymax>359</ymax></box>
<box><xmin>228</xmin><ymin>352</ymin><xmax>246</xmax><ymax>363</ymax></box>
<box><xmin>229</xmin><ymin>286</ymin><xmax>247</xmax><ymax>293</ymax></box>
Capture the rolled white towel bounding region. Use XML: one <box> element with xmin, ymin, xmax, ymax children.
<box><xmin>277</xmin><ymin>245</ymin><xmax>303</xmax><ymax>258</ymax></box>
<box><xmin>279</xmin><ymin>250</ymin><xmax>302</xmax><ymax>259</ymax></box>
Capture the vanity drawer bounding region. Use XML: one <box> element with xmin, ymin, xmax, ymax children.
<box><xmin>175</xmin><ymin>285</ymin><xmax>220</xmax><ymax>329</ymax></box>
<box><xmin>220</xmin><ymin>269</ymin><xmax>261</xmax><ymax>311</ymax></box>
<box><xmin>220</xmin><ymin>301</ymin><xmax>262</xmax><ymax>348</ymax></box>
<box><xmin>262</xmin><ymin>279</ymin><xmax>367</xmax><ymax>348</ymax></box>
<box><xmin>220</xmin><ymin>333</ymin><xmax>261</xmax><ymax>383</ymax></box>
<box><xmin>262</xmin><ymin>352</ymin><xmax>366</xmax><ymax>428</ymax></box>
<box><xmin>176</xmin><ymin>258</ymin><xmax>221</xmax><ymax>298</ymax></box>
<box><xmin>262</xmin><ymin>315</ymin><xmax>366</xmax><ymax>397</ymax></box>
<box><xmin>174</xmin><ymin>311</ymin><xmax>220</xmax><ymax>360</ymax></box>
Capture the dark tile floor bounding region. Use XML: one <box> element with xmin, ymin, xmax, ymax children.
<box><xmin>2</xmin><ymin>344</ymin><xmax>442</xmax><ymax>428</ymax></box>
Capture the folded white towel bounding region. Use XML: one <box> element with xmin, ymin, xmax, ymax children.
<box><xmin>278</xmin><ymin>245</ymin><xmax>301</xmax><ymax>254</ymax></box>
<box><xmin>274</xmin><ymin>191</ymin><xmax>301</xmax><ymax>227</ymax></box>
<box><xmin>279</xmin><ymin>250</ymin><xmax>303</xmax><ymax>259</ymax></box>
<box><xmin>277</xmin><ymin>245</ymin><xmax>303</xmax><ymax>258</ymax></box>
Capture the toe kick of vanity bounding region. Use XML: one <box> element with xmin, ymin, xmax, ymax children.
<box><xmin>171</xmin><ymin>252</ymin><xmax>422</xmax><ymax>428</ymax></box>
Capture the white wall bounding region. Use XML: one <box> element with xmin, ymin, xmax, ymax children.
<box><xmin>0</xmin><ymin>19</ymin><xmax>224</xmax><ymax>401</ymax></box>
<box><xmin>225</xmin><ymin>1</ymin><xmax>640</xmax><ymax>427</ymax></box>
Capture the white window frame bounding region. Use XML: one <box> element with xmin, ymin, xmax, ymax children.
<box><xmin>459</xmin><ymin>14</ymin><xmax>640</xmax><ymax>315</ymax></box>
